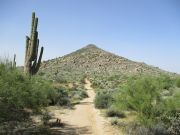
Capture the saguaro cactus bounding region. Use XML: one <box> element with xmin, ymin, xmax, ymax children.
<box><xmin>12</xmin><ymin>54</ymin><xmax>16</xmax><ymax>68</ymax></box>
<box><xmin>24</xmin><ymin>12</ymin><xmax>44</xmax><ymax>75</ymax></box>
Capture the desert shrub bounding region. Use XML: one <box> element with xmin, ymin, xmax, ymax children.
<box><xmin>151</xmin><ymin>123</ymin><xmax>169</xmax><ymax>135</ymax></box>
<box><xmin>92</xmin><ymin>80</ymin><xmax>105</xmax><ymax>89</ymax></box>
<box><xmin>165</xmin><ymin>112</ymin><xmax>180</xmax><ymax>135</ymax></box>
<box><xmin>0</xmin><ymin>103</ymin><xmax>30</xmax><ymax>122</ymax></box>
<box><xmin>78</xmin><ymin>90</ymin><xmax>88</xmax><ymax>99</ymax></box>
<box><xmin>56</xmin><ymin>88</ymin><xmax>70</xmax><ymax>106</ymax></box>
<box><xmin>107</xmin><ymin>75</ymin><xmax>120</xmax><ymax>81</ymax></box>
<box><xmin>80</xmin><ymin>75</ymin><xmax>87</xmax><ymax>84</ymax></box>
<box><xmin>158</xmin><ymin>75</ymin><xmax>173</xmax><ymax>90</ymax></box>
<box><xmin>106</xmin><ymin>108</ymin><xmax>125</xmax><ymax>118</ymax></box>
<box><xmin>69</xmin><ymin>87</ymin><xmax>88</xmax><ymax>100</ymax></box>
<box><xmin>132</xmin><ymin>126</ymin><xmax>151</xmax><ymax>135</ymax></box>
<box><xmin>114</xmin><ymin>76</ymin><xmax>160</xmax><ymax>116</ymax></box>
<box><xmin>124</xmin><ymin>122</ymin><xmax>150</xmax><ymax>135</ymax></box>
<box><xmin>126</xmin><ymin>123</ymin><xmax>169</xmax><ymax>135</ymax></box>
<box><xmin>47</xmin><ymin>86</ymin><xmax>70</xmax><ymax>106</ymax></box>
<box><xmin>94</xmin><ymin>91</ymin><xmax>113</xmax><ymax>109</ymax></box>
<box><xmin>0</xmin><ymin>63</ymin><xmax>52</xmax><ymax>122</ymax></box>
<box><xmin>50</xmin><ymin>86</ymin><xmax>88</xmax><ymax>105</ymax></box>
<box><xmin>54</xmin><ymin>76</ymin><xmax>68</xmax><ymax>83</ymax></box>
<box><xmin>125</xmin><ymin>122</ymin><xmax>168</xmax><ymax>135</ymax></box>
<box><xmin>175</xmin><ymin>77</ymin><xmax>180</xmax><ymax>88</ymax></box>
<box><xmin>168</xmin><ymin>118</ymin><xmax>180</xmax><ymax>135</ymax></box>
<box><xmin>46</xmin><ymin>88</ymin><xmax>57</xmax><ymax>105</ymax></box>
<box><xmin>110</xmin><ymin>118</ymin><xmax>119</xmax><ymax>126</ymax></box>
<box><xmin>113</xmin><ymin>75</ymin><xmax>179</xmax><ymax>127</ymax></box>
<box><xmin>110</xmin><ymin>118</ymin><xmax>126</xmax><ymax>127</ymax></box>
<box><xmin>41</xmin><ymin>111</ymin><xmax>52</xmax><ymax>125</ymax></box>
<box><xmin>0</xmin><ymin>71</ymin><xmax>48</xmax><ymax>110</ymax></box>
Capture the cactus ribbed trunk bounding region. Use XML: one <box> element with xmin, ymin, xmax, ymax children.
<box><xmin>24</xmin><ymin>12</ymin><xmax>44</xmax><ymax>75</ymax></box>
<box><xmin>13</xmin><ymin>54</ymin><xmax>16</xmax><ymax>68</ymax></box>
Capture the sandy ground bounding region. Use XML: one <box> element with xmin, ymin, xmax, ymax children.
<box><xmin>49</xmin><ymin>79</ymin><xmax>121</xmax><ymax>135</ymax></box>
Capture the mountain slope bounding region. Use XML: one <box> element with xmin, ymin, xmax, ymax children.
<box><xmin>39</xmin><ymin>44</ymin><xmax>173</xmax><ymax>82</ymax></box>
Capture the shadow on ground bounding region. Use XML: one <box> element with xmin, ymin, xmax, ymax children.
<box><xmin>50</xmin><ymin>123</ymin><xmax>92</xmax><ymax>135</ymax></box>
<box><xmin>0</xmin><ymin>123</ymin><xmax>92</xmax><ymax>135</ymax></box>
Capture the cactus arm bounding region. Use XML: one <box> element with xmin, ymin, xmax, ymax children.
<box><xmin>34</xmin><ymin>46</ymin><xmax>44</xmax><ymax>74</ymax></box>
<box><xmin>31</xmin><ymin>12</ymin><xmax>35</xmax><ymax>39</ymax></box>
<box><xmin>36</xmin><ymin>39</ymin><xmax>39</xmax><ymax>57</ymax></box>
<box><xmin>30</xmin><ymin>18</ymin><xmax>38</xmax><ymax>61</ymax></box>
<box><xmin>31</xmin><ymin>59</ymin><xmax>37</xmax><ymax>74</ymax></box>
<box><xmin>33</xmin><ymin>31</ymin><xmax>38</xmax><ymax>59</ymax></box>
<box><xmin>25</xmin><ymin>36</ymin><xmax>30</xmax><ymax>59</ymax></box>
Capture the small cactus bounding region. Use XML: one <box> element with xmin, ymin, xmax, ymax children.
<box><xmin>12</xmin><ymin>54</ymin><xmax>16</xmax><ymax>68</ymax></box>
<box><xmin>24</xmin><ymin>12</ymin><xmax>44</xmax><ymax>75</ymax></box>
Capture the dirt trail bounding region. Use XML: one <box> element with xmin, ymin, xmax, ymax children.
<box><xmin>50</xmin><ymin>79</ymin><xmax>120</xmax><ymax>135</ymax></box>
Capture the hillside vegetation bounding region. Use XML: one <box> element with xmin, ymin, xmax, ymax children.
<box><xmin>94</xmin><ymin>75</ymin><xmax>180</xmax><ymax>135</ymax></box>
<box><xmin>39</xmin><ymin>44</ymin><xmax>175</xmax><ymax>82</ymax></box>
<box><xmin>38</xmin><ymin>44</ymin><xmax>180</xmax><ymax>135</ymax></box>
<box><xmin>0</xmin><ymin>59</ymin><xmax>88</xmax><ymax>134</ymax></box>
<box><xmin>1</xmin><ymin>44</ymin><xmax>180</xmax><ymax>135</ymax></box>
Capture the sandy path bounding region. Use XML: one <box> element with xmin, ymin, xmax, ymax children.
<box><xmin>51</xmin><ymin>79</ymin><xmax>120</xmax><ymax>135</ymax></box>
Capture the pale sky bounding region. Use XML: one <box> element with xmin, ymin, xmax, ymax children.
<box><xmin>0</xmin><ymin>0</ymin><xmax>180</xmax><ymax>73</ymax></box>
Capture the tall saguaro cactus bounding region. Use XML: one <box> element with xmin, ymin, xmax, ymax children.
<box><xmin>24</xmin><ymin>12</ymin><xmax>44</xmax><ymax>75</ymax></box>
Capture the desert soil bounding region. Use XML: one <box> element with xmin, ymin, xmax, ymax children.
<box><xmin>49</xmin><ymin>79</ymin><xmax>121</xmax><ymax>135</ymax></box>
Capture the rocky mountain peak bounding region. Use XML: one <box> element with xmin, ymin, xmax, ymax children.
<box><xmin>84</xmin><ymin>44</ymin><xmax>99</xmax><ymax>49</ymax></box>
<box><xmin>40</xmin><ymin>44</ymin><xmax>170</xmax><ymax>81</ymax></box>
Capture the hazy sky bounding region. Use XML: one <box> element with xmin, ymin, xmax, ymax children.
<box><xmin>0</xmin><ymin>0</ymin><xmax>180</xmax><ymax>73</ymax></box>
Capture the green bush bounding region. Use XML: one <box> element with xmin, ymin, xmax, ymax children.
<box><xmin>94</xmin><ymin>91</ymin><xmax>113</xmax><ymax>109</ymax></box>
<box><xmin>110</xmin><ymin>118</ymin><xmax>125</xmax><ymax>127</ymax></box>
<box><xmin>114</xmin><ymin>76</ymin><xmax>160</xmax><ymax>111</ymax></box>
<box><xmin>175</xmin><ymin>77</ymin><xmax>180</xmax><ymax>88</ymax></box>
<box><xmin>113</xmin><ymin>75</ymin><xmax>179</xmax><ymax>127</ymax></box>
<box><xmin>47</xmin><ymin>86</ymin><xmax>70</xmax><ymax>106</ymax></box>
<box><xmin>125</xmin><ymin>122</ymin><xmax>169</xmax><ymax>135</ymax></box>
<box><xmin>78</xmin><ymin>90</ymin><xmax>88</xmax><ymax>99</ymax></box>
<box><xmin>47</xmin><ymin>86</ymin><xmax>88</xmax><ymax>106</ymax></box>
<box><xmin>152</xmin><ymin>123</ymin><xmax>169</xmax><ymax>135</ymax></box>
<box><xmin>157</xmin><ymin>75</ymin><xmax>173</xmax><ymax>90</ymax></box>
<box><xmin>54</xmin><ymin>88</ymin><xmax>70</xmax><ymax>106</ymax></box>
<box><xmin>167</xmin><ymin>112</ymin><xmax>180</xmax><ymax>135</ymax></box>
<box><xmin>54</xmin><ymin>76</ymin><xmax>68</xmax><ymax>83</ymax></box>
<box><xmin>106</xmin><ymin>108</ymin><xmax>125</xmax><ymax>118</ymax></box>
<box><xmin>0</xmin><ymin>63</ymin><xmax>51</xmax><ymax>122</ymax></box>
<box><xmin>110</xmin><ymin>118</ymin><xmax>119</xmax><ymax>126</ymax></box>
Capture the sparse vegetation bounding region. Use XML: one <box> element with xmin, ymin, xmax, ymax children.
<box><xmin>0</xmin><ymin>61</ymin><xmax>49</xmax><ymax>133</ymax></box>
<box><xmin>47</xmin><ymin>86</ymin><xmax>70</xmax><ymax>106</ymax></box>
<box><xmin>109</xmin><ymin>75</ymin><xmax>180</xmax><ymax>134</ymax></box>
<box><xmin>175</xmin><ymin>77</ymin><xmax>180</xmax><ymax>88</ymax></box>
<box><xmin>1</xmin><ymin>40</ymin><xmax>180</xmax><ymax>134</ymax></box>
<box><xmin>40</xmin><ymin>45</ymin><xmax>171</xmax><ymax>83</ymax></box>
<box><xmin>106</xmin><ymin>108</ymin><xmax>125</xmax><ymax>118</ymax></box>
<box><xmin>167</xmin><ymin>112</ymin><xmax>180</xmax><ymax>135</ymax></box>
<box><xmin>125</xmin><ymin>122</ymin><xmax>169</xmax><ymax>135</ymax></box>
<box><xmin>94</xmin><ymin>91</ymin><xmax>113</xmax><ymax>109</ymax></box>
<box><xmin>0</xmin><ymin>63</ymin><xmax>49</xmax><ymax>119</ymax></box>
<box><xmin>37</xmin><ymin>44</ymin><xmax>180</xmax><ymax>134</ymax></box>
<box><xmin>0</xmin><ymin>59</ymin><xmax>88</xmax><ymax>134</ymax></box>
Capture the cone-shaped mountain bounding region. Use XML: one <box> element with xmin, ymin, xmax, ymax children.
<box><xmin>40</xmin><ymin>44</ymin><xmax>173</xmax><ymax>81</ymax></box>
